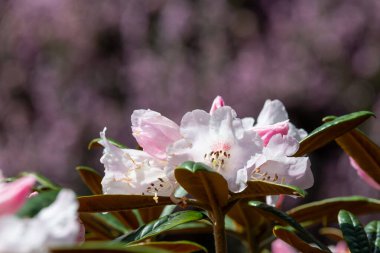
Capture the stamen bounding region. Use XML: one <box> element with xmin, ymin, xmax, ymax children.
<box><xmin>153</xmin><ymin>192</ymin><xmax>159</xmax><ymax>203</ymax></box>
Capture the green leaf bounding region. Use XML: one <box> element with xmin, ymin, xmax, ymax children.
<box><xmin>294</xmin><ymin>111</ymin><xmax>375</xmax><ymax>156</ymax></box>
<box><xmin>365</xmin><ymin>221</ymin><xmax>380</xmax><ymax>253</ymax></box>
<box><xmin>88</xmin><ymin>137</ymin><xmax>127</xmax><ymax>150</ymax></box>
<box><xmin>338</xmin><ymin>210</ymin><xmax>371</xmax><ymax>253</ymax></box>
<box><xmin>249</xmin><ymin>201</ymin><xmax>330</xmax><ymax>252</ymax></box>
<box><xmin>126</xmin><ymin>241</ymin><xmax>207</xmax><ymax>253</ymax></box>
<box><xmin>20</xmin><ymin>172</ymin><xmax>60</xmax><ymax>191</ymax></box>
<box><xmin>17</xmin><ymin>190</ymin><xmax>59</xmax><ymax>218</ymax></box>
<box><xmin>138</xmin><ymin>206</ymin><xmax>165</xmax><ymax>224</ymax></box>
<box><xmin>78</xmin><ymin>195</ymin><xmax>173</xmax><ymax>212</ymax></box>
<box><xmin>273</xmin><ymin>226</ymin><xmax>329</xmax><ymax>253</ymax></box>
<box><xmin>175</xmin><ymin>161</ymin><xmax>229</xmax><ymax>207</ymax></box>
<box><xmin>287</xmin><ymin>196</ymin><xmax>380</xmax><ymax>225</ymax></box>
<box><xmin>335</xmin><ymin>129</ymin><xmax>380</xmax><ymax>185</ymax></box>
<box><xmin>76</xmin><ymin>166</ymin><xmax>103</xmax><ymax>195</ymax></box>
<box><xmin>51</xmin><ymin>241</ymin><xmax>206</xmax><ymax>253</ymax></box>
<box><xmin>119</xmin><ymin>211</ymin><xmax>207</xmax><ymax>244</ymax></box>
<box><xmin>231</xmin><ymin>180</ymin><xmax>306</xmax><ymax>200</ymax></box>
<box><xmin>79</xmin><ymin>213</ymin><xmax>125</xmax><ymax>239</ymax></box>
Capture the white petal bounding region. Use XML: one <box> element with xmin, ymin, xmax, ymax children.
<box><xmin>0</xmin><ymin>216</ymin><xmax>48</xmax><ymax>253</ymax></box>
<box><xmin>37</xmin><ymin>189</ymin><xmax>80</xmax><ymax>247</ymax></box>
<box><xmin>257</xmin><ymin>99</ymin><xmax>289</xmax><ymax>126</ymax></box>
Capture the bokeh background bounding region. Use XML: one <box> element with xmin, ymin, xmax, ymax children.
<box><xmin>0</xmin><ymin>0</ymin><xmax>379</xmax><ymax>204</ymax></box>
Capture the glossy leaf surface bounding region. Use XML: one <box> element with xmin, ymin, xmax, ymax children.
<box><xmin>294</xmin><ymin>111</ymin><xmax>374</xmax><ymax>156</ymax></box>
<box><xmin>175</xmin><ymin>161</ymin><xmax>229</xmax><ymax>207</ymax></box>
<box><xmin>338</xmin><ymin>210</ymin><xmax>370</xmax><ymax>253</ymax></box>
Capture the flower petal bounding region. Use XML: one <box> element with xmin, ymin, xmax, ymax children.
<box><xmin>131</xmin><ymin>109</ymin><xmax>181</xmax><ymax>160</ymax></box>
<box><xmin>209</xmin><ymin>96</ymin><xmax>225</xmax><ymax>114</ymax></box>
<box><xmin>36</xmin><ymin>189</ymin><xmax>81</xmax><ymax>247</ymax></box>
<box><xmin>349</xmin><ymin>156</ymin><xmax>380</xmax><ymax>190</ymax></box>
<box><xmin>252</xmin><ymin>120</ymin><xmax>289</xmax><ymax>146</ymax></box>
<box><xmin>0</xmin><ymin>175</ymin><xmax>36</xmax><ymax>216</ymax></box>
<box><xmin>100</xmin><ymin>129</ymin><xmax>173</xmax><ymax>196</ymax></box>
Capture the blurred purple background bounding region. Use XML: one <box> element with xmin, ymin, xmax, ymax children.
<box><xmin>0</xmin><ymin>0</ymin><xmax>379</xmax><ymax>201</ymax></box>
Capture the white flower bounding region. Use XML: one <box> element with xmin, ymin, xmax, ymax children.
<box><xmin>250</xmin><ymin>99</ymin><xmax>314</xmax><ymax>205</ymax></box>
<box><xmin>256</xmin><ymin>99</ymin><xmax>307</xmax><ymax>141</ymax></box>
<box><xmin>0</xmin><ymin>189</ymin><xmax>81</xmax><ymax>253</ymax></box>
<box><xmin>168</xmin><ymin>106</ymin><xmax>263</xmax><ymax>193</ymax></box>
<box><xmin>100</xmin><ymin>128</ymin><xmax>174</xmax><ymax>199</ymax></box>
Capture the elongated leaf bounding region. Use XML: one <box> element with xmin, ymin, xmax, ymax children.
<box><xmin>20</xmin><ymin>172</ymin><xmax>60</xmax><ymax>190</ymax></box>
<box><xmin>175</xmin><ymin>161</ymin><xmax>229</xmax><ymax>207</ymax></box>
<box><xmin>112</xmin><ymin>211</ymin><xmax>141</xmax><ymax>230</ymax></box>
<box><xmin>249</xmin><ymin>201</ymin><xmax>330</xmax><ymax>252</ymax></box>
<box><xmin>119</xmin><ymin>211</ymin><xmax>207</xmax><ymax>244</ymax></box>
<box><xmin>287</xmin><ymin>196</ymin><xmax>380</xmax><ymax>224</ymax></box>
<box><xmin>17</xmin><ymin>190</ymin><xmax>59</xmax><ymax>217</ymax></box>
<box><xmin>51</xmin><ymin>241</ymin><xmax>206</xmax><ymax>253</ymax></box>
<box><xmin>139</xmin><ymin>206</ymin><xmax>165</xmax><ymax>224</ymax></box>
<box><xmin>227</xmin><ymin>199</ymin><xmax>271</xmax><ymax>249</ymax></box>
<box><xmin>78</xmin><ymin>195</ymin><xmax>173</xmax><ymax>212</ymax></box>
<box><xmin>88</xmin><ymin>137</ymin><xmax>127</xmax><ymax>150</ymax></box>
<box><xmin>79</xmin><ymin>213</ymin><xmax>125</xmax><ymax>239</ymax></box>
<box><xmin>76</xmin><ymin>166</ymin><xmax>103</xmax><ymax>195</ymax></box>
<box><xmin>127</xmin><ymin>241</ymin><xmax>207</xmax><ymax>253</ymax></box>
<box><xmin>273</xmin><ymin>226</ymin><xmax>329</xmax><ymax>253</ymax></box>
<box><xmin>319</xmin><ymin>227</ymin><xmax>344</xmax><ymax>242</ymax></box>
<box><xmin>365</xmin><ymin>221</ymin><xmax>380</xmax><ymax>253</ymax></box>
<box><xmin>335</xmin><ymin>129</ymin><xmax>380</xmax><ymax>185</ymax></box>
<box><xmin>338</xmin><ymin>210</ymin><xmax>370</xmax><ymax>253</ymax></box>
<box><xmin>231</xmin><ymin>180</ymin><xmax>305</xmax><ymax>200</ymax></box>
<box><xmin>51</xmin><ymin>243</ymin><xmax>158</xmax><ymax>253</ymax></box>
<box><xmin>294</xmin><ymin>111</ymin><xmax>374</xmax><ymax>156</ymax></box>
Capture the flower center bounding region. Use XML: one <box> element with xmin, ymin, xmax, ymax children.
<box><xmin>251</xmin><ymin>168</ymin><xmax>286</xmax><ymax>184</ymax></box>
<box><xmin>204</xmin><ymin>142</ymin><xmax>232</xmax><ymax>171</ymax></box>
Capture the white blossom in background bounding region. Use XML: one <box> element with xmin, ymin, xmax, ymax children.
<box><xmin>0</xmin><ymin>189</ymin><xmax>82</xmax><ymax>253</ymax></box>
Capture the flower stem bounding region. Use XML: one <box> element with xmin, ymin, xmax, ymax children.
<box><xmin>211</xmin><ymin>208</ymin><xmax>227</xmax><ymax>253</ymax></box>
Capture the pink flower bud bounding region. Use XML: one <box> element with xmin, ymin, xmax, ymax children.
<box><xmin>349</xmin><ymin>157</ymin><xmax>380</xmax><ymax>190</ymax></box>
<box><xmin>0</xmin><ymin>175</ymin><xmax>36</xmax><ymax>216</ymax></box>
<box><xmin>209</xmin><ymin>96</ymin><xmax>225</xmax><ymax>114</ymax></box>
<box><xmin>252</xmin><ymin>120</ymin><xmax>289</xmax><ymax>146</ymax></box>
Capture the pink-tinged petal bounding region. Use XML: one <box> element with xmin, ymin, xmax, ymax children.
<box><xmin>252</xmin><ymin>120</ymin><xmax>289</xmax><ymax>146</ymax></box>
<box><xmin>131</xmin><ymin>109</ymin><xmax>181</xmax><ymax>160</ymax></box>
<box><xmin>333</xmin><ymin>241</ymin><xmax>349</xmax><ymax>253</ymax></box>
<box><xmin>0</xmin><ymin>176</ymin><xmax>36</xmax><ymax>216</ymax></box>
<box><xmin>271</xmin><ymin>239</ymin><xmax>297</xmax><ymax>253</ymax></box>
<box><xmin>209</xmin><ymin>96</ymin><xmax>225</xmax><ymax>114</ymax></box>
<box><xmin>76</xmin><ymin>219</ymin><xmax>85</xmax><ymax>243</ymax></box>
<box><xmin>349</xmin><ymin>157</ymin><xmax>380</xmax><ymax>190</ymax></box>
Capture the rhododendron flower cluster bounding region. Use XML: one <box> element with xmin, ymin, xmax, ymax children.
<box><xmin>99</xmin><ymin>96</ymin><xmax>314</xmax><ymax>199</ymax></box>
<box><xmin>0</xmin><ymin>171</ymin><xmax>83</xmax><ymax>253</ymax></box>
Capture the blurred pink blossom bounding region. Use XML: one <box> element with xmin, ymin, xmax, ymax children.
<box><xmin>349</xmin><ymin>156</ymin><xmax>380</xmax><ymax>190</ymax></box>
<box><xmin>0</xmin><ymin>172</ymin><xmax>35</xmax><ymax>216</ymax></box>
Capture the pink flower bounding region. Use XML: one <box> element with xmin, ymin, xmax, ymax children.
<box><xmin>209</xmin><ymin>96</ymin><xmax>225</xmax><ymax>115</ymax></box>
<box><xmin>349</xmin><ymin>157</ymin><xmax>380</xmax><ymax>190</ymax></box>
<box><xmin>131</xmin><ymin>109</ymin><xmax>182</xmax><ymax>160</ymax></box>
<box><xmin>0</xmin><ymin>173</ymin><xmax>36</xmax><ymax>216</ymax></box>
